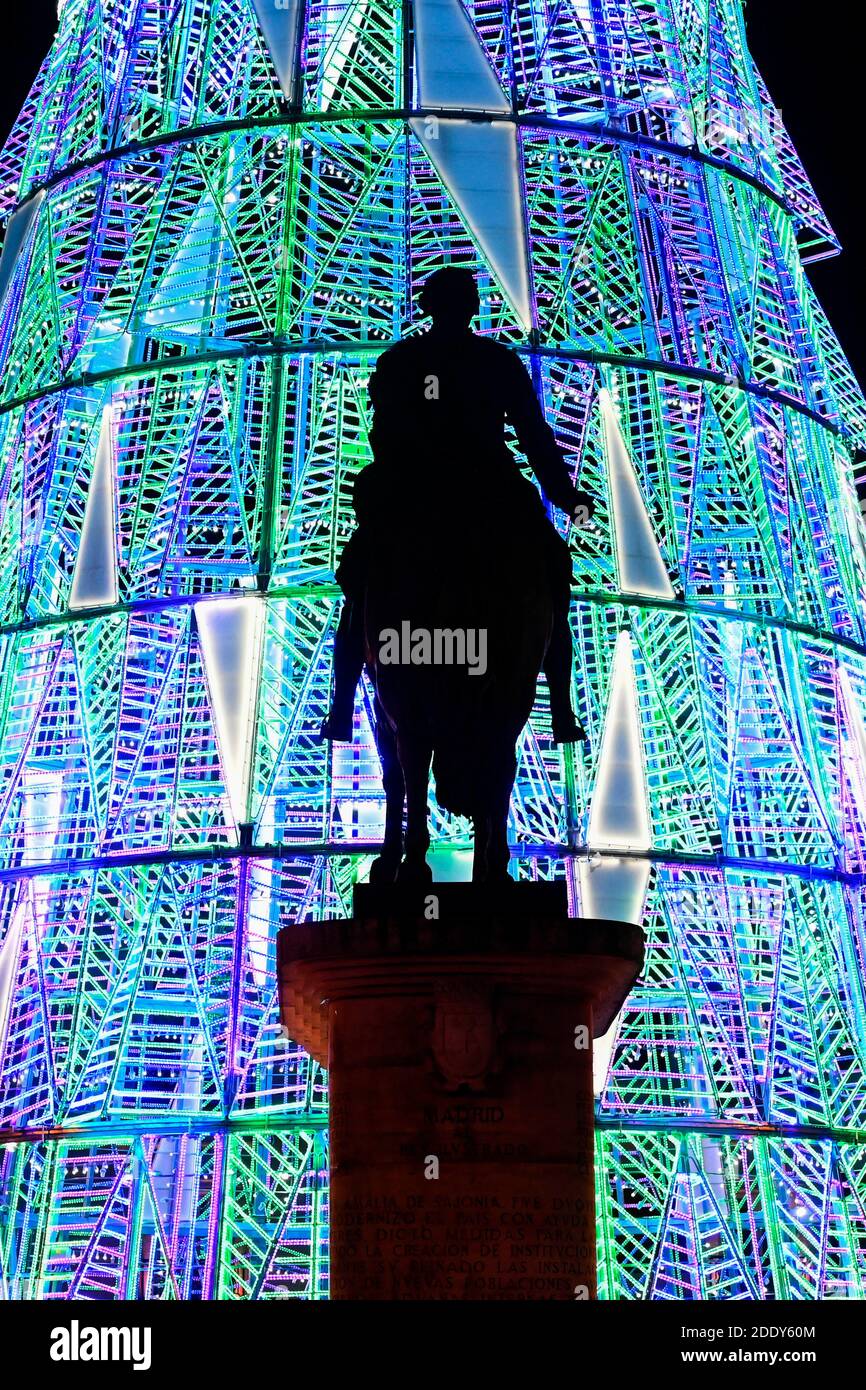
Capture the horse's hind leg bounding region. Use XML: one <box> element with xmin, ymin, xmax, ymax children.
<box><xmin>472</xmin><ymin>814</ymin><xmax>490</xmax><ymax>883</ymax></box>
<box><xmin>485</xmin><ymin>793</ymin><xmax>512</xmax><ymax>883</ymax></box>
<box><xmin>370</xmin><ymin>703</ymin><xmax>404</xmax><ymax>885</ymax></box>
<box><xmin>396</xmin><ymin>735</ymin><xmax>433</xmax><ymax>885</ymax></box>
<box><xmin>473</xmin><ymin>745</ymin><xmax>515</xmax><ymax>884</ymax></box>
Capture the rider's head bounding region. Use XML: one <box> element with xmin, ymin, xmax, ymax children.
<box><xmin>419</xmin><ymin>267</ymin><xmax>480</xmax><ymax>331</ymax></box>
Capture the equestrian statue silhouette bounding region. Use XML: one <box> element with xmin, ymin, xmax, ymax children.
<box><xmin>320</xmin><ymin>268</ymin><xmax>594</xmax><ymax>885</ymax></box>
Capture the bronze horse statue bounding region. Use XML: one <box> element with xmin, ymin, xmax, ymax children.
<box><xmin>319</xmin><ymin>270</ymin><xmax>591</xmax><ymax>879</ymax></box>
<box><xmin>364</xmin><ymin>510</ymin><xmax>554</xmax><ymax>886</ymax></box>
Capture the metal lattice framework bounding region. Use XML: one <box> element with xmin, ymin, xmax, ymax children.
<box><xmin>1</xmin><ymin>0</ymin><xmax>866</xmax><ymax>1300</ymax></box>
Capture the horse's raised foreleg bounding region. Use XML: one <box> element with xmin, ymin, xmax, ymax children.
<box><xmin>396</xmin><ymin>734</ymin><xmax>433</xmax><ymax>885</ymax></box>
<box><xmin>370</xmin><ymin>703</ymin><xmax>404</xmax><ymax>885</ymax></box>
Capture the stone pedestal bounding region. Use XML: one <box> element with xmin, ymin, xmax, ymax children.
<box><xmin>278</xmin><ymin>883</ymin><xmax>643</xmax><ymax>1301</ymax></box>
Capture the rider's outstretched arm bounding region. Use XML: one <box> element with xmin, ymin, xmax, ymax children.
<box><xmin>504</xmin><ymin>352</ymin><xmax>583</xmax><ymax>515</ymax></box>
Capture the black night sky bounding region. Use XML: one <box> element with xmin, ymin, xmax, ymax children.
<box><xmin>2</xmin><ymin>0</ymin><xmax>863</xmax><ymax>384</ymax></box>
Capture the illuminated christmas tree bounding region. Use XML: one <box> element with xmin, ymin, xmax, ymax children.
<box><xmin>1</xmin><ymin>0</ymin><xmax>865</xmax><ymax>1299</ymax></box>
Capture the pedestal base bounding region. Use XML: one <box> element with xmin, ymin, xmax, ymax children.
<box><xmin>278</xmin><ymin>889</ymin><xmax>643</xmax><ymax>1300</ymax></box>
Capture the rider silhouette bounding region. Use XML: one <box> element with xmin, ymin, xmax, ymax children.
<box><xmin>320</xmin><ymin>267</ymin><xmax>593</xmax><ymax>744</ymax></box>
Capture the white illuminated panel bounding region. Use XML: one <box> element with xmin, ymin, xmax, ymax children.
<box><xmin>587</xmin><ymin>857</ymin><xmax>650</xmax><ymax>1096</ymax></box>
<box><xmin>0</xmin><ymin>191</ymin><xmax>44</xmax><ymax>312</ymax></box>
<box><xmin>411</xmin><ymin>0</ymin><xmax>531</xmax><ymax>330</ymax></box>
<box><xmin>601</xmin><ymin>388</ymin><xmax>675</xmax><ymax>599</ymax></box>
<box><xmin>252</xmin><ymin>0</ymin><xmax>304</xmax><ymax>102</ymax></box>
<box><xmin>69</xmin><ymin>408</ymin><xmax>119</xmax><ymax>610</ymax></box>
<box><xmin>584</xmin><ymin>626</ymin><xmax>651</xmax><ymax>1090</ymax></box>
<box><xmin>411</xmin><ymin>119</ymin><xmax>532</xmax><ymax>330</ymax></box>
<box><xmin>414</xmin><ymin>0</ymin><xmax>509</xmax><ymax>111</ymax></box>
<box><xmin>196</xmin><ymin>597</ymin><xmax>265</xmax><ymax>828</ymax></box>
<box><xmin>581</xmin><ymin>853</ymin><xmax>650</xmax><ymax>1096</ymax></box>
<box><xmin>579</xmin><ymin>854</ymin><xmax>650</xmax><ymax>927</ymax></box>
<box><xmin>588</xmin><ymin>629</ymin><xmax>651</xmax><ymax>852</ymax></box>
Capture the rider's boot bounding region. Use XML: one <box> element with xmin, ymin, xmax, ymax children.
<box><xmin>319</xmin><ymin>599</ymin><xmax>365</xmax><ymax>742</ymax></box>
<box><xmin>544</xmin><ymin>604</ymin><xmax>587</xmax><ymax>745</ymax></box>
